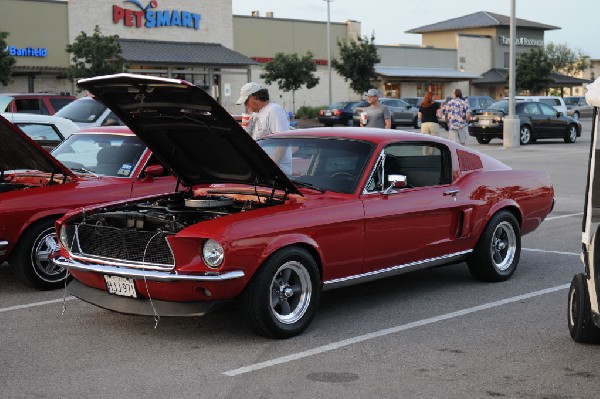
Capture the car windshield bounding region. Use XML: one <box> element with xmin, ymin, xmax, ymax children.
<box><xmin>52</xmin><ymin>133</ymin><xmax>146</xmax><ymax>177</ymax></box>
<box><xmin>489</xmin><ymin>101</ymin><xmax>509</xmax><ymax>113</ymax></box>
<box><xmin>564</xmin><ymin>97</ymin><xmax>580</xmax><ymax>105</ymax></box>
<box><xmin>328</xmin><ymin>102</ymin><xmax>349</xmax><ymax>110</ymax></box>
<box><xmin>55</xmin><ymin>97</ymin><xmax>107</xmax><ymax>123</ymax></box>
<box><xmin>258</xmin><ymin>137</ymin><xmax>374</xmax><ymax>194</ymax></box>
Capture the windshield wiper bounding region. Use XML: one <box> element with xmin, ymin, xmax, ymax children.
<box><xmin>290</xmin><ymin>179</ymin><xmax>326</xmax><ymax>193</ymax></box>
<box><xmin>71</xmin><ymin>167</ymin><xmax>99</xmax><ymax>177</ymax></box>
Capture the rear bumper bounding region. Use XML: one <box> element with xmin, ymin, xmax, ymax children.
<box><xmin>67</xmin><ymin>279</ymin><xmax>227</xmax><ymax>317</ymax></box>
<box><xmin>468</xmin><ymin>126</ymin><xmax>503</xmax><ymax>137</ymax></box>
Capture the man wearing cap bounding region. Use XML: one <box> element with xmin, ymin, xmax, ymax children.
<box><xmin>360</xmin><ymin>89</ymin><xmax>391</xmax><ymax>129</ymax></box>
<box><xmin>236</xmin><ymin>82</ymin><xmax>290</xmax><ymax>140</ymax></box>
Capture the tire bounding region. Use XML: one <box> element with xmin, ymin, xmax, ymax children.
<box><xmin>240</xmin><ymin>247</ymin><xmax>321</xmax><ymax>338</ymax></box>
<box><xmin>413</xmin><ymin>117</ymin><xmax>421</xmax><ymax>129</ymax></box>
<box><xmin>568</xmin><ymin>273</ymin><xmax>600</xmax><ymax>344</ymax></box>
<box><xmin>467</xmin><ymin>211</ymin><xmax>521</xmax><ymax>282</ymax></box>
<box><xmin>564</xmin><ymin>125</ymin><xmax>578</xmax><ymax>143</ymax></box>
<box><xmin>476</xmin><ymin>136</ymin><xmax>492</xmax><ymax>144</ymax></box>
<box><xmin>324</xmin><ymin>123</ymin><xmax>333</xmax><ymax>127</ymax></box>
<box><xmin>10</xmin><ymin>219</ymin><xmax>66</xmax><ymax>290</ymax></box>
<box><xmin>573</xmin><ymin>111</ymin><xmax>580</xmax><ymax>120</ymax></box>
<box><xmin>520</xmin><ymin>125</ymin><xmax>532</xmax><ymax>145</ymax></box>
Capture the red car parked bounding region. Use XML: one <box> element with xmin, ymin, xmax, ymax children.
<box><xmin>55</xmin><ymin>74</ymin><xmax>554</xmax><ymax>338</ymax></box>
<box><xmin>0</xmin><ymin>122</ymin><xmax>176</xmax><ymax>290</ymax></box>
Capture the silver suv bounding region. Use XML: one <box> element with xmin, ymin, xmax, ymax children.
<box><xmin>353</xmin><ymin>98</ymin><xmax>420</xmax><ymax>129</ymax></box>
<box><xmin>564</xmin><ymin>96</ymin><xmax>593</xmax><ymax>120</ymax></box>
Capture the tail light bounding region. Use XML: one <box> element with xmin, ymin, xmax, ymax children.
<box><xmin>493</xmin><ymin>116</ymin><xmax>502</xmax><ymax>122</ymax></box>
<box><xmin>471</xmin><ymin>116</ymin><xmax>479</xmax><ymax>121</ymax></box>
<box><xmin>319</xmin><ymin>110</ymin><xmax>325</xmax><ymax>116</ymax></box>
<box><xmin>333</xmin><ymin>109</ymin><xmax>342</xmax><ymax>116</ymax></box>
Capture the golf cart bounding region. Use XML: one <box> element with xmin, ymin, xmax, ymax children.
<box><xmin>568</xmin><ymin>77</ymin><xmax>600</xmax><ymax>343</ymax></box>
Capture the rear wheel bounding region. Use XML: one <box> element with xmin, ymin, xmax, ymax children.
<box><xmin>467</xmin><ymin>211</ymin><xmax>520</xmax><ymax>282</ymax></box>
<box><xmin>10</xmin><ymin>219</ymin><xmax>66</xmax><ymax>290</ymax></box>
<box><xmin>564</xmin><ymin>125</ymin><xmax>578</xmax><ymax>143</ymax></box>
<box><xmin>476</xmin><ymin>136</ymin><xmax>492</xmax><ymax>144</ymax></box>
<box><xmin>568</xmin><ymin>273</ymin><xmax>600</xmax><ymax>343</ymax></box>
<box><xmin>241</xmin><ymin>247</ymin><xmax>321</xmax><ymax>338</ymax></box>
<box><xmin>520</xmin><ymin>125</ymin><xmax>532</xmax><ymax>144</ymax></box>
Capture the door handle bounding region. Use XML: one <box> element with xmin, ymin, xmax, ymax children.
<box><xmin>443</xmin><ymin>189</ymin><xmax>459</xmax><ymax>196</ymax></box>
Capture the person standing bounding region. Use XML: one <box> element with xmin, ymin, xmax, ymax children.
<box><xmin>360</xmin><ymin>89</ymin><xmax>391</xmax><ymax>129</ymax></box>
<box><xmin>442</xmin><ymin>88</ymin><xmax>471</xmax><ymax>145</ymax></box>
<box><xmin>418</xmin><ymin>91</ymin><xmax>442</xmax><ymax>136</ymax></box>
<box><xmin>236</xmin><ymin>82</ymin><xmax>290</xmax><ymax>140</ymax></box>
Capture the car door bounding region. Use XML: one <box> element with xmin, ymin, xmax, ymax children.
<box><xmin>383</xmin><ymin>99</ymin><xmax>411</xmax><ymax>124</ymax></box>
<box><xmin>580</xmin><ymin>98</ymin><xmax>594</xmax><ymax>118</ymax></box>
<box><xmin>538</xmin><ymin>102</ymin><xmax>566</xmax><ymax>136</ymax></box>
<box><xmin>522</xmin><ymin>102</ymin><xmax>548</xmax><ymax>138</ymax></box>
<box><xmin>361</xmin><ymin>142</ymin><xmax>466</xmax><ymax>272</ymax></box>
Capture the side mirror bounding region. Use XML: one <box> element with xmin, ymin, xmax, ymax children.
<box><xmin>383</xmin><ymin>174</ymin><xmax>407</xmax><ymax>194</ymax></box>
<box><xmin>143</xmin><ymin>164</ymin><xmax>164</xmax><ymax>178</ymax></box>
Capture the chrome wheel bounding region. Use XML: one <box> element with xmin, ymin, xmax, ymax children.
<box><xmin>31</xmin><ymin>227</ymin><xmax>63</xmax><ymax>283</ymax></box>
<box><xmin>520</xmin><ymin>126</ymin><xmax>531</xmax><ymax>144</ymax></box>
<box><xmin>565</xmin><ymin>125</ymin><xmax>577</xmax><ymax>143</ymax></box>
<box><xmin>490</xmin><ymin>221</ymin><xmax>517</xmax><ymax>271</ymax></box>
<box><xmin>270</xmin><ymin>261</ymin><xmax>312</xmax><ymax>324</ymax></box>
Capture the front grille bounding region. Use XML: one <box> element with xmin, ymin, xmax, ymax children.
<box><xmin>75</xmin><ymin>224</ymin><xmax>174</xmax><ymax>267</ymax></box>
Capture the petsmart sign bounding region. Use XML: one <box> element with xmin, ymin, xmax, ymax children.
<box><xmin>113</xmin><ymin>0</ymin><xmax>201</xmax><ymax>30</ymax></box>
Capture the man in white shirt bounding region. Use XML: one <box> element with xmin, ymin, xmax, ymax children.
<box><xmin>236</xmin><ymin>82</ymin><xmax>292</xmax><ymax>174</ymax></box>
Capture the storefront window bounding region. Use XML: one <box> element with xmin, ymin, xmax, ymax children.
<box><xmin>417</xmin><ymin>83</ymin><xmax>444</xmax><ymax>99</ymax></box>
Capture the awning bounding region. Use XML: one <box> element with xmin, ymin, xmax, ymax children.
<box><xmin>375</xmin><ymin>66</ymin><xmax>481</xmax><ymax>80</ymax></box>
<box><xmin>119</xmin><ymin>39</ymin><xmax>258</xmax><ymax>68</ymax></box>
<box><xmin>473</xmin><ymin>68</ymin><xmax>592</xmax><ymax>87</ymax></box>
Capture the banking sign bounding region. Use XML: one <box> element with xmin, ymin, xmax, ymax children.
<box><xmin>113</xmin><ymin>0</ymin><xmax>201</xmax><ymax>30</ymax></box>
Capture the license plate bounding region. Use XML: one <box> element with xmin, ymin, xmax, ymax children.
<box><xmin>104</xmin><ymin>275</ymin><xmax>137</xmax><ymax>298</ymax></box>
<box><xmin>480</xmin><ymin>119</ymin><xmax>491</xmax><ymax>126</ymax></box>
<box><xmin>325</xmin><ymin>111</ymin><xmax>332</xmax><ymax>116</ymax></box>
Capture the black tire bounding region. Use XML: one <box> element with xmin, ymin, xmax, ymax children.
<box><xmin>10</xmin><ymin>218</ymin><xmax>66</xmax><ymax>290</ymax></box>
<box><xmin>240</xmin><ymin>247</ymin><xmax>321</xmax><ymax>338</ymax></box>
<box><xmin>324</xmin><ymin>123</ymin><xmax>333</xmax><ymax>127</ymax></box>
<box><xmin>568</xmin><ymin>273</ymin><xmax>600</xmax><ymax>344</ymax></box>
<box><xmin>520</xmin><ymin>125</ymin><xmax>532</xmax><ymax>145</ymax></box>
<box><xmin>467</xmin><ymin>211</ymin><xmax>521</xmax><ymax>282</ymax></box>
<box><xmin>564</xmin><ymin>124</ymin><xmax>578</xmax><ymax>143</ymax></box>
<box><xmin>476</xmin><ymin>136</ymin><xmax>492</xmax><ymax>144</ymax></box>
<box><xmin>413</xmin><ymin>117</ymin><xmax>421</xmax><ymax>129</ymax></box>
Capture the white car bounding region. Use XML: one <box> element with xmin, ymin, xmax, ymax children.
<box><xmin>54</xmin><ymin>96</ymin><xmax>124</xmax><ymax>128</ymax></box>
<box><xmin>504</xmin><ymin>96</ymin><xmax>568</xmax><ymax>116</ymax></box>
<box><xmin>1</xmin><ymin>112</ymin><xmax>79</xmax><ymax>151</ymax></box>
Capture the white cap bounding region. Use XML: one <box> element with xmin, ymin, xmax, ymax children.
<box><xmin>236</xmin><ymin>82</ymin><xmax>262</xmax><ymax>105</ymax></box>
<box><xmin>367</xmin><ymin>88</ymin><xmax>380</xmax><ymax>97</ymax></box>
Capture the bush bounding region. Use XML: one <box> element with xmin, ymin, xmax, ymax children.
<box><xmin>294</xmin><ymin>105</ymin><xmax>326</xmax><ymax>120</ymax></box>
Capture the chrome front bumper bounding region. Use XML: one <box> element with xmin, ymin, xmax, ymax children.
<box><xmin>0</xmin><ymin>240</ymin><xmax>8</xmax><ymax>257</ymax></box>
<box><xmin>53</xmin><ymin>256</ymin><xmax>245</xmax><ymax>282</ymax></box>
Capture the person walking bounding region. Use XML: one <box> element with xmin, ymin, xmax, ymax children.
<box><xmin>418</xmin><ymin>91</ymin><xmax>442</xmax><ymax>136</ymax></box>
<box><xmin>236</xmin><ymin>82</ymin><xmax>290</xmax><ymax>140</ymax></box>
<box><xmin>360</xmin><ymin>89</ymin><xmax>391</xmax><ymax>129</ymax></box>
<box><xmin>442</xmin><ymin>88</ymin><xmax>471</xmax><ymax>145</ymax></box>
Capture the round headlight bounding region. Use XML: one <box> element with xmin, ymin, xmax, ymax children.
<box><xmin>202</xmin><ymin>239</ymin><xmax>224</xmax><ymax>268</ymax></box>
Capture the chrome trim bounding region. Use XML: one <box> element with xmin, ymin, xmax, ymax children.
<box><xmin>71</xmin><ymin>253</ymin><xmax>174</xmax><ymax>271</ymax></box>
<box><xmin>0</xmin><ymin>240</ymin><xmax>8</xmax><ymax>248</ymax></box>
<box><xmin>323</xmin><ymin>250</ymin><xmax>473</xmax><ymax>290</ymax></box>
<box><xmin>54</xmin><ymin>256</ymin><xmax>244</xmax><ymax>282</ymax></box>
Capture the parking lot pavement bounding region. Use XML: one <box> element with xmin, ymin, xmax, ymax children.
<box><xmin>1</xmin><ymin>118</ymin><xmax>598</xmax><ymax>398</ymax></box>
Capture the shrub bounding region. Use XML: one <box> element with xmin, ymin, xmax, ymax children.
<box><xmin>294</xmin><ymin>105</ymin><xmax>325</xmax><ymax>120</ymax></box>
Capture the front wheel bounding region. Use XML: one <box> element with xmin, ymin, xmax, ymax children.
<box><xmin>520</xmin><ymin>125</ymin><xmax>532</xmax><ymax>144</ymax></box>
<box><xmin>568</xmin><ymin>273</ymin><xmax>600</xmax><ymax>344</ymax></box>
<box><xmin>467</xmin><ymin>211</ymin><xmax>520</xmax><ymax>282</ymax></box>
<box><xmin>241</xmin><ymin>247</ymin><xmax>321</xmax><ymax>338</ymax></box>
<box><xmin>476</xmin><ymin>136</ymin><xmax>492</xmax><ymax>144</ymax></box>
<box><xmin>573</xmin><ymin>111</ymin><xmax>580</xmax><ymax>120</ymax></box>
<box><xmin>413</xmin><ymin>117</ymin><xmax>421</xmax><ymax>129</ymax></box>
<box><xmin>10</xmin><ymin>219</ymin><xmax>66</xmax><ymax>290</ymax></box>
<box><xmin>564</xmin><ymin>125</ymin><xmax>578</xmax><ymax>143</ymax></box>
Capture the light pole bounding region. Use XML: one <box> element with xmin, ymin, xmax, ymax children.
<box><xmin>503</xmin><ymin>0</ymin><xmax>520</xmax><ymax>148</ymax></box>
<box><xmin>324</xmin><ymin>0</ymin><xmax>333</xmax><ymax>105</ymax></box>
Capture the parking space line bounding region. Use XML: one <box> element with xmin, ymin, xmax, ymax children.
<box><xmin>545</xmin><ymin>212</ymin><xmax>583</xmax><ymax>221</ymax></box>
<box><xmin>0</xmin><ymin>296</ymin><xmax>75</xmax><ymax>314</ymax></box>
<box><xmin>222</xmin><ymin>284</ymin><xmax>570</xmax><ymax>377</ymax></box>
<box><xmin>522</xmin><ymin>248</ymin><xmax>579</xmax><ymax>256</ymax></box>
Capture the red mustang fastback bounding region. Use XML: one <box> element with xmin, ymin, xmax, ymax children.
<box><xmin>55</xmin><ymin>74</ymin><xmax>554</xmax><ymax>338</ymax></box>
<box><xmin>0</xmin><ymin>122</ymin><xmax>176</xmax><ymax>290</ymax></box>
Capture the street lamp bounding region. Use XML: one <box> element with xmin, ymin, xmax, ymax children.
<box><xmin>324</xmin><ymin>0</ymin><xmax>333</xmax><ymax>105</ymax></box>
<box><xmin>503</xmin><ymin>0</ymin><xmax>520</xmax><ymax>148</ymax></box>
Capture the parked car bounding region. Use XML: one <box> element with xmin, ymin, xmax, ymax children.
<box><xmin>466</xmin><ymin>95</ymin><xmax>495</xmax><ymax>112</ymax></box>
<box><xmin>0</xmin><ymin>122</ymin><xmax>176</xmax><ymax>290</ymax></box>
<box><xmin>1</xmin><ymin>93</ymin><xmax>75</xmax><ymax>115</ymax></box>
<box><xmin>1</xmin><ymin>113</ymin><xmax>79</xmax><ymax>151</ymax></box>
<box><xmin>468</xmin><ymin>100</ymin><xmax>581</xmax><ymax>144</ymax></box>
<box><xmin>354</xmin><ymin>98</ymin><xmax>420</xmax><ymax>129</ymax></box>
<box><xmin>54</xmin><ymin>96</ymin><xmax>124</xmax><ymax>128</ymax></box>
<box><xmin>318</xmin><ymin>101</ymin><xmax>367</xmax><ymax>127</ymax></box>
<box><xmin>55</xmin><ymin>74</ymin><xmax>554</xmax><ymax>338</ymax></box>
<box><xmin>401</xmin><ymin>97</ymin><xmax>423</xmax><ymax>108</ymax></box>
<box><xmin>503</xmin><ymin>96</ymin><xmax>569</xmax><ymax>116</ymax></box>
<box><xmin>568</xmin><ymin>78</ymin><xmax>600</xmax><ymax>343</ymax></box>
<box><xmin>564</xmin><ymin>96</ymin><xmax>593</xmax><ymax>120</ymax></box>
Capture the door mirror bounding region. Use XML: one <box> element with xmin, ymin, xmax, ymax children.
<box><xmin>143</xmin><ymin>164</ymin><xmax>164</xmax><ymax>178</ymax></box>
<box><xmin>383</xmin><ymin>174</ymin><xmax>407</xmax><ymax>194</ymax></box>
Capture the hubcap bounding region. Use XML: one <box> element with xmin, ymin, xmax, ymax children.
<box><xmin>520</xmin><ymin>127</ymin><xmax>530</xmax><ymax>143</ymax></box>
<box><xmin>568</xmin><ymin>286</ymin><xmax>577</xmax><ymax>328</ymax></box>
<box><xmin>490</xmin><ymin>221</ymin><xmax>516</xmax><ymax>271</ymax></box>
<box><xmin>270</xmin><ymin>261</ymin><xmax>312</xmax><ymax>324</ymax></box>
<box><xmin>31</xmin><ymin>229</ymin><xmax>65</xmax><ymax>282</ymax></box>
<box><xmin>570</xmin><ymin>127</ymin><xmax>577</xmax><ymax>140</ymax></box>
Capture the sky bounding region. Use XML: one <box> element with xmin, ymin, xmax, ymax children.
<box><xmin>232</xmin><ymin>0</ymin><xmax>599</xmax><ymax>59</ymax></box>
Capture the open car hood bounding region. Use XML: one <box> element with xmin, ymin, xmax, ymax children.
<box><xmin>77</xmin><ymin>74</ymin><xmax>299</xmax><ymax>195</ymax></box>
<box><xmin>0</xmin><ymin>114</ymin><xmax>75</xmax><ymax>177</ymax></box>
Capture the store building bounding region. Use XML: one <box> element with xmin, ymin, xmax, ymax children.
<box><xmin>0</xmin><ymin>2</ymin><xmax>591</xmax><ymax>112</ymax></box>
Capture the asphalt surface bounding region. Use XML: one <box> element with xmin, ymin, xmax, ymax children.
<box><xmin>1</xmin><ymin>119</ymin><xmax>599</xmax><ymax>398</ymax></box>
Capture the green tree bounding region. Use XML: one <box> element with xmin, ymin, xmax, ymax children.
<box><xmin>331</xmin><ymin>34</ymin><xmax>380</xmax><ymax>95</ymax></box>
<box><xmin>516</xmin><ymin>48</ymin><xmax>553</xmax><ymax>94</ymax></box>
<box><xmin>66</xmin><ymin>25</ymin><xmax>124</xmax><ymax>79</ymax></box>
<box><xmin>260</xmin><ymin>52</ymin><xmax>320</xmax><ymax>113</ymax></box>
<box><xmin>0</xmin><ymin>31</ymin><xmax>16</xmax><ymax>86</ymax></box>
<box><xmin>545</xmin><ymin>42</ymin><xmax>589</xmax><ymax>76</ymax></box>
